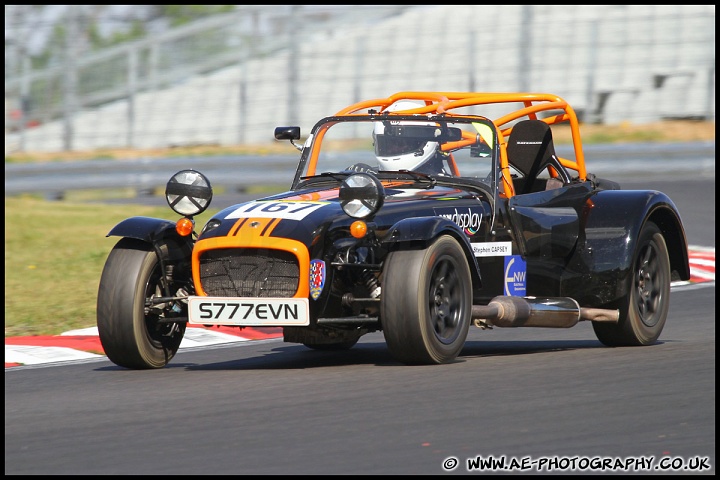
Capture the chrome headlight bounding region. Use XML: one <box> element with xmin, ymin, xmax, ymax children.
<box><xmin>338</xmin><ymin>173</ymin><xmax>384</xmax><ymax>219</ymax></box>
<box><xmin>165</xmin><ymin>170</ymin><xmax>213</xmax><ymax>217</ymax></box>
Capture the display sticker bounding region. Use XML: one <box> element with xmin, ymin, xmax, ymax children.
<box><xmin>225</xmin><ymin>200</ymin><xmax>329</xmax><ymax>221</ymax></box>
<box><xmin>434</xmin><ymin>207</ymin><xmax>484</xmax><ymax>235</ymax></box>
<box><xmin>504</xmin><ymin>255</ymin><xmax>527</xmax><ymax>296</ymax></box>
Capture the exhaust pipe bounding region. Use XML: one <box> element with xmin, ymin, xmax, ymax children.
<box><xmin>471</xmin><ymin>296</ymin><xmax>619</xmax><ymax>328</ymax></box>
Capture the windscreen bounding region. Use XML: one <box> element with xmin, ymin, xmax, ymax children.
<box><xmin>304</xmin><ymin>116</ymin><xmax>498</xmax><ymax>183</ymax></box>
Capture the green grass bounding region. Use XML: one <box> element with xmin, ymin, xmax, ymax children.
<box><xmin>4</xmin><ymin>196</ymin><xmax>219</xmax><ymax>337</ymax></box>
<box><xmin>579</xmin><ymin>129</ymin><xmax>665</xmax><ymax>144</ymax></box>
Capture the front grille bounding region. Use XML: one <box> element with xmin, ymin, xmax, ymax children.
<box><xmin>199</xmin><ymin>249</ymin><xmax>299</xmax><ymax>297</ymax></box>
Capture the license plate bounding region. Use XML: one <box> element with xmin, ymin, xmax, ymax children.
<box><xmin>188</xmin><ymin>297</ymin><xmax>310</xmax><ymax>326</ymax></box>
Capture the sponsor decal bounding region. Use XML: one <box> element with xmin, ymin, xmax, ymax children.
<box><xmin>226</xmin><ymin>200</ymin><xmax>329</xmax><ymax>221</ymax></box>
<box><xmin>309</xmin><ymin>259</ymin><xmax>326</xmax><ymax>300</ymax></box>
<box><xmin>435</xmin><ymin>207</ymin><xmax>484</xmax><ymax>235</ymax></box>
<box><xmin>471</xmin><ymin>241</ymin><xmax>512</xmax><ymax>257</ymax></box>
<box><xmin>504</xmin><ymin>255</ymin><xmax>527</xmax><ymax>296</ymax></box>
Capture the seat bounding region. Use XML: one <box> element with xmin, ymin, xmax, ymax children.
<box><xmin>506</xmin><ymin>119</ymin><xmax>567</xmax><ymax>194</ymax></box>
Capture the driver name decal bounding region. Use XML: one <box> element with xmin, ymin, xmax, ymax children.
<box><xmin>226</xmin><ymin>200</ymin><xmax>329</xmax><ymax>221</ymax></box>
<box><xmin>471</xmin><ymin>241</ymin><xmax>512</xmax><ymax>257</ymax></box>
<box><xmin>435</xmin><ymin>207</ymin><xmax>484</xmax><ymax>235</ymax></box>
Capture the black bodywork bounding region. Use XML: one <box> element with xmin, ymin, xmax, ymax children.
<box><xmin>97</xmin><ymin>92</ymin><xmax>691</xmax><ymax>368</ymax></box>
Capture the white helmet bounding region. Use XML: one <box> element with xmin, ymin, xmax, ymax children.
<box><xmin>373</xmin><ymin>100</ymin><xmax>440</xmax><ymax>171</ymax></box>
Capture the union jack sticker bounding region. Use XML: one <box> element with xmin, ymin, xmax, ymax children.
<box><xmin>309</xmin><ymin>259</ymin><xmax>326</xmax><ymax>300</ymax></box>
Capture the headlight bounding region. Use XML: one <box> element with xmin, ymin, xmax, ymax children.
<box><xmin>338</xmin><ymin>173</ymin><xmax>384</xmax><ymax>219</ymax></box>
<box><xmin>200</xmin><ymin>218</ymin><xmax>221</xmax><ymax>236</ymax></box>
<box><xmin>165</xmin><ymin>170</ymin><xmax>213</xmax><ymax>217</ymax></box>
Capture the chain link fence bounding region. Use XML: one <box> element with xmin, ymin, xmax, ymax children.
<box><xmin>4</xmin><ymin>5</ymin><xmax>716</xmax><ymax>154</ymax></box>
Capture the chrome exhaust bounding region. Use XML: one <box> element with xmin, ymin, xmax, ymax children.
<box><xmin>472</xmin><ymin>296</ymin><xmax>619</xmax><ymax>328</ymax></box>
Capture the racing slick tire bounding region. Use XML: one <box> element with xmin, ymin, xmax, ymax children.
<box><xmin>381</xmin><ymin>235</ymin><xmax>472</xmax><ymax>364</ymax></box>
<box><xmin>593</xmin><ymin>221</ymin><xmax>671</xmax><ymax>347</ymax></box>
<box><xmin>97</xmin><ymin>238</ymin><xmax>186</xmax><ymax>369</ymax></box>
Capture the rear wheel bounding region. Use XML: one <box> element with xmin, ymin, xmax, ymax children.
<box><xmin>381</xmin><ymin>235</ymin><xmax>472</xmax><ymax>364</ymax></box>
<box><xmin>593</xmin><ymin>221</ymin><xmax>670</xmax><ymax>346</ymax></box>
<box><xmin>97</xmin><ymin>238</ymin><xmax>186</xmax><ymax>369</ymax></box>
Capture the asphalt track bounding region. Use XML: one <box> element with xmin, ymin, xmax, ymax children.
<box><xmin>5</xmin><ymin>178</ymin><xmax>715</xmax><ymax>475</ymax></box>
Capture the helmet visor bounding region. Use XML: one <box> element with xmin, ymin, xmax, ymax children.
<box><xmin>374</xmin><ymin>134</ymin><xmax>427</xmax><ymax>157</ymax></box>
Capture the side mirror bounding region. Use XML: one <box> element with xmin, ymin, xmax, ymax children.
<box><xmin>274</xmin><ymin>126</ymin><xmax>303</xmax><ymax>151</ymax></box>
<box><xmin>274</xmin><ymin>126</ymin><xmax>301</xmax><ymax>140</ymax></box>
<box><xmin>446</xmin><ymin>127</ymin><xmax>463</xmax><ymax>142</ymax></box>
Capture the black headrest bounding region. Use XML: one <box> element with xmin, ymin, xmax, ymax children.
<box><xmin>506</xmin><ymin>120</ymin><xmax>557</xmax><ymax>179</ymax></box>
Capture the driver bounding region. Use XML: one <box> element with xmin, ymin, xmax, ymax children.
<box><xmin>346</xmin><ymin>100</ymin><xmax>452</xmax><ymax>176</ymax></box>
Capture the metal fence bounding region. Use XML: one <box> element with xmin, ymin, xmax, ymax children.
<box><xmin>4</xmin><ymin>5</ymin><xmax>716</xmax><ymax>154</ymax></box>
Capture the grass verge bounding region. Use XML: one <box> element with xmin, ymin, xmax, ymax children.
<box><xmin>4</xmin><ymin>196</ymin><xmax>218</xmax><ymax>337</ymax></box>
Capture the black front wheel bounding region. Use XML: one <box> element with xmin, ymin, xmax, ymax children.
<box><xmin>97</xmin><ymin>238</ymin><xmax>186</xmax><ymax>369</ymax></box>
<box><xmin>381</xmin><ymin>235</ymin><xmax>472</xmax><ymax>364</ymax></box>
<box><xmin>593</xmin><ymin>221</ymin><xmax>671</xmax><ymax>346</ymax></box>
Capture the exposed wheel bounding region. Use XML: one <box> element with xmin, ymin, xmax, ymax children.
<box><xmin>381</xmin><ymin>235</ymin><xmax>472</xmax><ymax>364</ymax></box>
<box><xmin>97</xmin><ymin>238</ymin><xmax>186</xmax><ymax>369</ymax></box>
<box><xmin>593</xmin><ymin>221</ymin><xmax>670</xmax><ymax>346</ymax></box>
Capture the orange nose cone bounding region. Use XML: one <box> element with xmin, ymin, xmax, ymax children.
<box><xmin>350</xmin><ymin>220</ymin><xmax>367</xmax><ymax>239</ymax></box>
<box><xmin>176</xmin><ymin>218</ymin><xmax>195</xmax><ymax>237</ymax></box>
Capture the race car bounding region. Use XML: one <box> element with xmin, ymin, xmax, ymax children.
<box><xmin>96</xmin><ymin>91</ymin><xmax>691</xmax><ymax>369</ymax></box>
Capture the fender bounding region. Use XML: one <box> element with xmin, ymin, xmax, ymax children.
<box><xmin>563</xmin><ymin>189</ymin><xmax>690</xmax><ymax>305</ymax></box>
<box><xmin>107</xmin><ymin>216</ymin><xmax>181</xmax><ymax>243</ymax></box>
<box><xmin>107</xmin><ymin>216</ymin><xmax>194</xmax><ymax>265</ymax></box>
<box><xmin>381</xmin><ymin>216</ymin><xmax>483</xmax><ymax>291</ymax></box>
